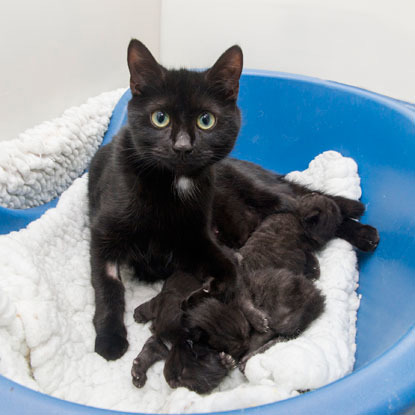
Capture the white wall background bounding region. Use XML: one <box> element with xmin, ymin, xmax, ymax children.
<box><xmin>160</xmin><ymin>0</ymin><xmax>415</xmax><ymax>102</ymax></box>
<box><xmin>1</xmin><ymin>0</ymin><xmax>414</xmax><ymax>142</ymax></box>
<box><xmin>0</xmin><ymin>0</ymin><xmax>161</xmax><ymax>141</ymax></box>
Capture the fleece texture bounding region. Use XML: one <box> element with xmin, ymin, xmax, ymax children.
<box><xmin>0</xmin><ymin>89</ymin><xmax>125</xmax><ymax>209</ymax></box>
<box><xmin>0</xmin><ymin>91</ymin><xmax>361</xmax><ymax>413</ymax></box>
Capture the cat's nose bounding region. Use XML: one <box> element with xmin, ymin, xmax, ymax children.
<box><xmin>173</xmin><ymin>133</ymin><xmax>193</xmax><ymax>154</ymax></box>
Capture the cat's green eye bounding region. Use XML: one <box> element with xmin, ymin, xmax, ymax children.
<box><xmin>151</xmin><ymin>111</ymin><xmax>170</xmax><ymax>128</ymax></box>
<box><xmin>196</xmin><ymin>112</ymin><xmax>216</xmax><ymax>130</ymax></box>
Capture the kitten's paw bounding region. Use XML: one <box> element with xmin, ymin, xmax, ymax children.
<box><xmin>353</xmin><ymin>224</ymin><xmax>380</xmax><ymax>252</ymax></box>
<box><xmin>219</xmin><ymin>352</ymin><xmax>237</xmax><ymax>370</ymax></box>
<box><xmin>304</xmin><ymin>253</ymin><xmax>320</xmax><ymax>280</ymax></box>
<box><xmin>131</xmin><ymin>358</ymin><xmax>148</xmax><ymax>388</ymax></box>
<box><xmin>252</xmin><ymin>314</ymin><xmax>270</xmax><ymax>333</ymax></box>
<box><xmin>95</xmin><ymin>333</ymin><xmax>129</xmax><ymax>361</ymax></box>
<box><xmin>134</xmin><ymin>305</ymin><xmax>151</xmax><ymax>323</ymax></box>
<box><xmin>246</xmin><ymin>309</ymin><xmax>270</xmax><ymax>333</ymax></box>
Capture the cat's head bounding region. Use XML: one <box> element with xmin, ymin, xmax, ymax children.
<box><xmin>126</xmin><ymin>39</ymin><xmax>243</xmax><ymax>176</ymax></box>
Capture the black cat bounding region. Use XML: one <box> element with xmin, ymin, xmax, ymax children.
<box><xmin>88</xmin><ymin>39</ymin><xmax>379</xmax><ymax>362</ymax></box>
<box><xmin>88</xmin><ymin>39</ymin><xmax>250</xmax><ymax>361</ymax></box>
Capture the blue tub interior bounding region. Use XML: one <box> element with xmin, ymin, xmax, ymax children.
<box><xmin>1</xmin><ymin>71</ymin><xmax>414</xmax><ymax>414</ymax></box>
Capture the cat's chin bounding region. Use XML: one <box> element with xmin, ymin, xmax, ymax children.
<box><xmin>160</xmin><ymin>159</ymin><xmax>213</xmax><ymax>177</ymax></box>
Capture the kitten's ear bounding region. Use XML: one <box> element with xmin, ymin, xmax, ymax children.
<box><xmin>206</xmin><ymin>45</ymin><xmax>243</xmax><ymax>101</ymax></box>
<box><xmin>127</xmin><ymin>39</ymin><xmax>164</xmax><ymax>96</ymax></box>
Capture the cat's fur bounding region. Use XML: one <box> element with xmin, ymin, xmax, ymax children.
<box><xmin>131</xmin><ymin>193</ymin><xmax>336</xmax><ymax>392</ymax></box>
<box><xmin>88</xmin><ymin>39</ymin><xmax>380</xmax><ymax>362</ymax></box>
<box><xmin>213</xmin><ymin>158</ymin><xmax>379</xmax><ymax>252</ymax></box>
<box><xmin>88</xmin><ymin>40</ymin><xmax>248</xmax><ymax>360</ymax></box>
<box><xmin>184</xmin><ymin>193</ymin><xmax>339</xmax><ymax>367</ymax></box>
<box><xmin>131</xmin><ymin>271</ymin><xmax>235</xmax><ymax>393</ymax></box>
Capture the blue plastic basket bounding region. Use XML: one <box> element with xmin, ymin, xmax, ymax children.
<box><xmin>1</xmin><ymin>70</ymin><xmax>414</xmax><ymax>414</ymax></box>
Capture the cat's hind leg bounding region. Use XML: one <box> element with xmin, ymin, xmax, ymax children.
<box><xmin>336</xmin><ymin>217</ymin><xmax>380</xmax><ymax>251</ymax></box>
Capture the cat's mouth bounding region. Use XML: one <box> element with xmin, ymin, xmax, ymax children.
<box><xmin>157</xmin><ymin>150</ymin><xmax>209</xmax><ymax>175</ymax></box>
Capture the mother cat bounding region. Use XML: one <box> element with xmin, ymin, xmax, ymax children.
<box><xmin>88</xmin><ymin>39</ymin><xmax>379</xmax><ymax>361</ymax></box>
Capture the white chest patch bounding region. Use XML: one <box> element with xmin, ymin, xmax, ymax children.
<box><xmin>175</xmin><ymin>176</ymin><xmax>194</xmax><ymax>197</ymax></box>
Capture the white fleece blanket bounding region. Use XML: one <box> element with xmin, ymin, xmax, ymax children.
<box><xmin>0</xmin><ymin>92</ymin><xmax>362</xmax><ymax>413</ymax></box>
<box><xmin>0</xmin><ymin>88</ymin><xmax>126</xmax><ymax>209</ymax></box>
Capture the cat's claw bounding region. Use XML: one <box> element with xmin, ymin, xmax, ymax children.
<box><xmin>238</xmin><ymin>355</ymin><xmax>249</xmax><ymax>373</ymax></box>
<box><xmin>219</xmin><ymin>351</ymin><xmax>237</xmax><ymax>370</ymax></box>
<box><xmin>247</xmin><ymin>310</ymin><xmax>270</xmax><ymax>333</ymax></box>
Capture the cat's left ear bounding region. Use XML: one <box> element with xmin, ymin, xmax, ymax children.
<box><xmin>206</xmin><ymin>45</ymin><xmax>243</xmax><ymax>101</ymax></box>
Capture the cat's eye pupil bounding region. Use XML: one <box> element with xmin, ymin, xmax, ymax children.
<box><xmin>201</xmin><ymin>113</ymin><xmax>210</xmax><ymax>126</ymax></box>
<box><xmin>156</xmin><ymin>112</ymin><xmax>165</xmax><ymax>123</ymax></box>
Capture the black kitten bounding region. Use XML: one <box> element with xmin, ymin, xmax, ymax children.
<box><xmin>132</xmin><ymin>193</ymin><xmax>370</xmax><ymax>390</ymax></box>
<box><xmin>131</xmin><ymin>271</ymin><xmax>235</xmax><ymax>393</ymax></box>
<box><xmin>184</xmin><ymin>194</ymin><xmax>338</xmax><ymax>364</ymax></box>
<box><xmin>213</xmin><ymin>158</ymin><xmax>380</xmax><ymax>253</ymax></box>
<box><xmin>164</xmin><ymin>339</ymin><xmax>235</xmax><ymax>394</ymax></box>
<box><xmin>239</xmin><ymin>192</ymin><xmax>343</xmax><ymax>280</ymax></box>
<box><xmin>88</xmin><ymin>40</ymin><xmax>244</xmax><ymax>360</ymax></box>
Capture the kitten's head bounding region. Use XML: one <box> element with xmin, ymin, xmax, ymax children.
<box><xmin>299</xmin><ymin>193</ymin><xmax>343</xmax><ymax>245</ymax></box>
<box><xmin>164</xmin><ymin>340</ymin><xmax>228</xmax><ymax>394</ymax></box>
<box><xmin>126</xmin><ymin>39</ymin><xmax>243</xmax><ymax>176</ymax></box>
<box><xmin>183</xmin><ymin>297</ymin><xmax>251</xmax><ymax>360</ymax></box>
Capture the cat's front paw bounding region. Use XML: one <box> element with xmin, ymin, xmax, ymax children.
<box><xmin>352</xmin><ymin>224</ymin><xmax>380</xmax><ymax>252</ymax></box>
<box><xmin>95</xmin><ymin>332</ymin><xmax>129</xmax><ymax>361</ymax></box>
<box><xmin>131</xmin><ymin>357</ymin><xmax>148</xmax><ymax>388</ymax></box>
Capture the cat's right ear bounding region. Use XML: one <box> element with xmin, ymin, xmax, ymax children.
<box><xmin>127</xmin><ymin>39</ymin><xmax>164</xmax><ymax>96</ymax></box>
